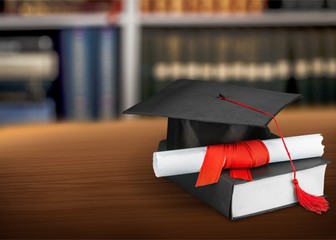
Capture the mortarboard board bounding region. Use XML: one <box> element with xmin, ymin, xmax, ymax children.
<box><xmin>123</xmin><ymin>79</ymin><xmax>302</xmax><ymax>150</ymax></box>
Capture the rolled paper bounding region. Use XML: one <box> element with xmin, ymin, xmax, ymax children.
<box><xmin>153</xmin><ymin>134</ymin><xmax>324</xmax><ymax>177</ymax></box>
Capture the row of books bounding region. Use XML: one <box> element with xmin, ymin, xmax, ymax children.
<box><xmin>2</xmin><ymin>0</ymin><xmax>122</xmax><ymax>15</ymax></box>
<box><xmin>3</xmin><ymin>0</ymin><xmax>335</xmax><ymax>16</ymax></box>
<box><xmin>141</xmin><ymin>27</ymin><xmax>336</xmax><ymax>103</ymax></box>
<box><xmin>141</xmin><ymin>0</ymin><xmax>266</xmax><ymax>13</ymax></box>
<box><xmin>140</xmin><ymin>0</ymin><xmax>336</xmax><ymax>14</ymax></box>
<box><xmin>60</xmin><ymin>27</ymin><xmax>120</xmax><ymax>121</ymax></box>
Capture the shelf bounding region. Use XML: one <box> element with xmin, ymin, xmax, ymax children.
<box><xmin>0</xmin><ymin>13</ymin><xmax>117</xmax><ymax>30</ymax></box>
<box><xmin>1</xmin><ymin>10</ymin><xmax>336</xmax><ymax>30</ymax></box>
<box><xmin>140</xmin><ymin>11</ymin><xmax>336</xmax><ymax>27</ymax></box>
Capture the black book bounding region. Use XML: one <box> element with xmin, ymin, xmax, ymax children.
<box><xmin>158</xmin><ymin>140</ymin><xmax>329</xmax><ymax>219</ymax></box>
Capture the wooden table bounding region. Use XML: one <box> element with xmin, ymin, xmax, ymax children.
<box><xmin>0</xmin><ymin>107</ymin><xmax>335</xmax><ymax>239</ymax></box>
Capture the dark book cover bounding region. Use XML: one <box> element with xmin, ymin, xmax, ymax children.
<box><xmin>91</xmin><ymin>27</ymin><xmax>118</xmax><ymax>120</ymax></box>
<box><xmin>158</xmin><ymin>139</ymin><xmax>329</xmax><ymax>220</ymax></box>
<box><xmin>60</xmin><ymin>28</ymin><xmax>93</xmax><ymax>120</ymax></box>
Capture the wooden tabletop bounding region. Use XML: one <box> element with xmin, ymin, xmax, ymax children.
<box><xmin>0</xmin><ymin>107</ymin><xmax>335</xmax><ymax>239</ymax></box>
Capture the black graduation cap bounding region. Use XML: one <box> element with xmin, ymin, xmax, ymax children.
<box><xmin>123</xmin><ymin>79</ymin><xmax>302</xmax><ymax>150</ymax></box>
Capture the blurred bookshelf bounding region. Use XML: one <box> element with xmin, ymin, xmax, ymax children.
<box><xmin>0</xmin><ymin>0</ymin><xmax>122</xmax><ymax>124</ymax></box>
<box><xmin>135</xmin><ymin>0</ymin><xmax>336</xmax><ymax>108</ymax></box>
<box><xmin>0</xmin><ymin>0</ymin><xmax>335</xmax><ymax>126</ymax></box>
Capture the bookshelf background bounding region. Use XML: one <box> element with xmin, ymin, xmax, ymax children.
<box><xmin>0</xmin><ymin>0</ymin><xmax>335</xmax><ymax>125</ymax></box>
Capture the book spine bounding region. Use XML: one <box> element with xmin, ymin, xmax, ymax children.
<box><xmin>231</xmin><ymin>30</ymin><xmax>244</xmax><ymax>85</ymax></box>
<box><xmin>184</xmin><ymin>0</ymin><xmax>199</xmax><ymax>13</ymax></box>
<box><xmin>198</xmin><ymin>0</ymin><xmax>214</xmax><ymax>13</ymax></box>
<box><xmin>140</xmin><ymin>0</ymin><xmax>151</xmax><ymax>13</ymax></box>
<box><xmin>141</xmin><ymin>28</ymin><xmax>153</xmax><ymax>100</ymax></box>
<box><xmin>185</xmin><ymin>29</ymin><xmax>201</xmax><ymax>79</ymax></box>
<box><xmin>178</xmin><ymin>28</ymin><xmax>190</xmax><ymax>79</ymax></box>
<box><xmin>198</xmin><ymin>29</ymin><xmax>211</xmax><ymax>81</ymax></box>
<box><xmin>214</xmin><ymin>29</ymin><xmax>228</xmax><ymax>82</ymax></box>
<box><xmin>152</xmin><ymin>29</ymin><xmax>170</xmax><ymax>92</ymax></box>
<box><xmin>168</xmin><ymin>29</ymin><xmax>183</xmax><ymax>81</ymax></box>
<box><xmin>166</xmin><ymin>0</ymin><xmax>185</xmax><ymax>13</ymax></box>
<box><xmin>152</xmin><ymin>0</ymin><xmax>167</xmax><ymax>13</ymax></box>
<box><xmin>274</xmin><ymin>29</ymin><xmax>291</xmax><ymax>93</ymax></box>
<box><xmin>143</xmin><ymin>28</ymin><xmax>161</xmax><ymax>99</ymax></box>
<box><xmin>213</xmin><ymin>0</ymin><xmax>232</xmax><ymax>13</ymax></box>
<box><xmin>95</xmin><ymin>27</ymin><xmax>118</xmax><ymax>120</ymax></box>
<box><xmin>60</xmin><ymin>28</ymin><xmax>93</xmax><ymax>120</ymax></box>
<box><xmin>322</xmin><ymin>28</ymin><xmax>336</xmax><ymax>103</ymax></box>
<box><xmin>245</xmin><ymin>29</ymin><xmax>261</xmax><ymax>88</ymax></box>
<box><xmin>259</xmin><ymin>29</ymin><xmax>274</xmax><ymax>90</ymax></box>
<box><xmin>291</xmin><ymin>29</ymin><xmax>310</xmax><ymax>103</ymax></box>
<box><xmin>308</xmin><ymin>28</ymin><xmax>323</xmax><ymax>103</ymax></box>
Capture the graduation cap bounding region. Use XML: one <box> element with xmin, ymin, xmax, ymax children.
<box><xmin>124</xmin><ymin>79</ymin><xmax>329</xmax><ymax>214</ymax></box>
<box><xmin>123</xmin><ymin>79</ymin><xmax>301</xmax><ymax>150</ymax></box>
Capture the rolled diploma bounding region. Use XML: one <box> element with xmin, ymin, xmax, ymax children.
<box><xmin>153</xmin><ymin>134</ymin><xmax>324</xmax><ymax>177</ymax></box>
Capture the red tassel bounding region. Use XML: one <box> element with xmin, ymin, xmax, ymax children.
<box><xmin>293</xmin><ymin>179</ymin><xmax>329</xmax><ymax>214</ymax></box>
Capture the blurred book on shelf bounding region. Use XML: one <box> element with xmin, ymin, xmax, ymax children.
<box><xmin>0</xmin><ymin>34</ymin><xmax>59</xmax><ymax>125</ymax></box>
<box><xmin>141</xmin><ymin>27</ymin><xmax>336</xmax><ymax>104</ymax></box>
<box><xmin>3</xmin><ymin>0</ymin><xmax>123</xmax><ymax>15</ymax></box>
<box><xmin>91</xmin><ymin>27</ymin><xmax>119</xmax><ymax>120</ymax></box>
<box><xmin>140</xmin><ymin>0</ymin><xmax>336</xmax><ymax>14</ymax></box>
<box><xmin>140</xmin><ymin>0</ymin><xmax>267</xmax><ymax>14</ymax></box>
<box><xmin>60</xmin><ymin>28</ymin><xmax>93</xmax><ymax>121</ymax></box>
<box><xmin>60</xmin><ymin>27</ymin><xmax>119</xmax><ymax>121</ymax></box>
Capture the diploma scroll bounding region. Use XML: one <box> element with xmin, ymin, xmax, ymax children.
<box><xmin>153</xmin><ymin>134</ymin><xmax>324</xmax><ymax>177</ymax></box>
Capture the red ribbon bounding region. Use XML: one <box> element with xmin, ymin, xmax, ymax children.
<box><xmin>196</xmin><ymin>140</ymin><xmax>269</xmax><ymax>187</ymax></box>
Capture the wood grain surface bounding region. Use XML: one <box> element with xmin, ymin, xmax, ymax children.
<box><xmin>0</xmin><ymin>107</ymin><xmax>335</xmax><ymax>239</ymax></box>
